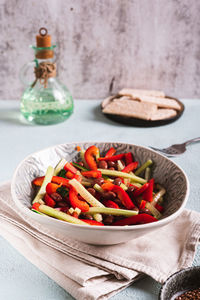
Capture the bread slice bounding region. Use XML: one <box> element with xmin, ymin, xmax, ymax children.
<box><xmin>119</xmin><ymin>88</ymin><xmax>165</xmax><ymax>98</ymax></box>
<box><xmin>129</xmin><ymin>95</ymin><xmax>181</xmax><ymax>111</ymax></box>
<box><xmin>150</xmin><ymin>108</ymin><xmax>177</xmax><ymax>120</ymax></box>
<box><xmin>102</xmin><ymin>99</ymin><xmax>157</xmax><ymax>120</ymax></box>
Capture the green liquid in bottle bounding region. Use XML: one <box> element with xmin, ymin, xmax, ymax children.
<box><xmin>21</xmin><ymin>84</ymin><xmax>73</xmax><ymax>125</ymax></box>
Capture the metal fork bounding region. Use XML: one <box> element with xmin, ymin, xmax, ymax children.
<box><xmin>150</xmin><ymin>137</ymin><xmax>200</xmax><ymax>156</ymax></box>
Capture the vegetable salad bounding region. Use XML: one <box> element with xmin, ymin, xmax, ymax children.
<box><xmin>31</xmin><ymin>145</ymin><xmax>166</xmax><ymax>226</ymax></box>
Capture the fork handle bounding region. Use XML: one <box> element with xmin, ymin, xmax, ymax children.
<box><xmin>184</xmin><ymin>137</ymin><xmax>200</xmax><ymax>146</ymax></box>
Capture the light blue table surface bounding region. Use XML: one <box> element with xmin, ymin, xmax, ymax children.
<box><xmin>0</xmin><ymin>99</ymin><xmax>199</xmax><ymax>300</ymax></box>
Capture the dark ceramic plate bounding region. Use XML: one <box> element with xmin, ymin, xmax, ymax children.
<box><xmin>101</xmin><ymin>94</ymin><xmax>184</xmax><ymax>127</ymax></box>
<box><xmin>159</xmin><ymin>266</ymin><xmax>200</xmax><ymax>300</ymax></box>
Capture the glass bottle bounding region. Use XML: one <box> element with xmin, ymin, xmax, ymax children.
<box><xmin>20</xmin><ymin>28</ymin><xmax>74</xmax><ymax>125</ymax></box>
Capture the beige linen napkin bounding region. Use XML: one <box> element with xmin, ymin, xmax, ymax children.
<box><xmin>0</xmin><ymin>182</ymin><xmax>200</xmax><ymax>300</ymax></box>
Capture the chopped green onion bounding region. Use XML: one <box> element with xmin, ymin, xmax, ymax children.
<box><xmin>57</xmin><ymin>169</ymin><xmax>67</xmax><ymax>178</ymax></box>
<box><xmin>32</xmin><ymin>166</ymin><xmax>54</xmax><ymax>204</ymax></box>
<box><xmin>98</xmin><ymin>169</ymin><xmax>146</xmax><ymax>184</ymax></box>
<box><xmin>135</xmin><ymin>159</ymin><xmax>153</xmax><ymax>176</ymax></box>
<box><xmin>31</xmin><ymin>209</ymin><xmax>46</xmax><ymax>215</ymax></box>
<box><xmin>72</xmin><ymin>162</ymin><xmax>88</xmax><ymax>172</ymax></box>
<box><xmin>84</xmin><ymin>207</ymin><xmax>139</xmax><ymax>217</ymax></box>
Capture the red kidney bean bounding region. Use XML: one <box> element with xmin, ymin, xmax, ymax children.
<box><xmin>57</xmin><ymin>200</ymin><xmax>68</xmax><ymax>207</ymax></box>
<box><xmin>103</xmin><ymin>215</ymin><xmax>114</xmax><ymax>225</ymax></box>
<box><xmin>113</xmin><ymin>198</ymin><xmax>122</xmax><ymax>206</ymax></box>
<box><xmin>93</xmin><ymin>177</ymin><xmax>104</xmax><ymax>186</ymax></box>
<box><xmin>109</xmin><ymin>167</ymin><xmax>115</xmax><ymax>170</ymax></box>
<box><xmin>127</xmin><ymin>186</ymin><xmax>137</xmax><ymax>193</ymax></box>
<box><xmin>78</xmin><ymin>161</ymin><xmax>84</xmax><ymax>166</ymax></box>
<box><xmin>87</xmin><ymin>188</ymin><xmax>96</xmax><ymax>197</ymax></box>
<box><xmin>98</xmin><ymin>160</ymin><xmax>108</xmax><ymax>169</ymax></box>
<box><xmin>60</xmin><ymin>206</ymin><xmax>69</xmax><ymax>213</ymax></box>
<box><xmin>102</xmin><ymin>191</ymin><xmax>116</xmax><ymax>200</ymax></box>
<box><xmin>113</xmin><ymin>178</ymin><xmax>122</xmax><ymax>186</ymax></box>
<box><xmin>107</xmin><ymin>161</ymin><xmax>116</xmax><ymax>168</ymax></box>
<box><xmin>50</xmin><ymin>192</ymin><xmax>62</xmax><ymax>202</ymax></box>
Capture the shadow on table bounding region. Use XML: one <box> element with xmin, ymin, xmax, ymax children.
<box><xmin>92</xmin><ymin>105</ymin><xmax>128</xmax><ymax>127</ymax></box>
<box><xmin>0</xmin><ymin>108</ymin><xmax>31</xmax><ymax>126</ymax></box>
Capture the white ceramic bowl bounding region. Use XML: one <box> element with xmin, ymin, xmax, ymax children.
<box><xmin>11</xmin><ymin>142</ymin><xmax>189</xmax><ymax>245</ymax></box>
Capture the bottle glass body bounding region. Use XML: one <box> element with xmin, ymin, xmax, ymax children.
<box><xmin>20</xmin><ymin>46</ymin><xmax>74</xmax><ymax>125</ymax></box>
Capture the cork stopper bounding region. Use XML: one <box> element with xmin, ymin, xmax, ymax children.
<box><xmin>35</xmin><ymin>28</ymin><xmax>54</xmax><ymax>59</ymax></box>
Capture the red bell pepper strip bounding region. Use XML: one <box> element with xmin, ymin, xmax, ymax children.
<box><xmin>155</xmin><ymin>203</ymin><xmax>164</xmax><ymax>213</ymax></box>
<box><xmin>102</xmin><ymin>200</ymin><xmax>119</xmax><ymax>209</ymax></box>
<box><xmin>80</xmin><ymin>219</ymin><xmax>104</xmax><ymax>226</ymax></box>
<box><xmin>84</xmin><ymin>145</ymin><xmax>100</xmax><ymax>170</ymax></box>
<box><xmin>132</xmin><ymin>182</ymin><xmax>149</xmax><ymax>197</ymax></box>
<box><xmin>32</xmin><ymin>176</ymin><xmax>70</xmax><ymax>188</ymax></box>
<box><xmin>139</xmin><ymin>200</ymin><xmax>147</xmax><ymax>210</ymax></box>
<box><xmin>128</xmin><ymin>183</ymin><xmax>139</xmax><ymax>190</ymax></box>
<box><xmin>101</xmin><ymin>182</ymin><xmax>115</xmax><ymax>191</ymax></box>
<box><xmin>46</xmin><ymin>183</ymin><xmax>60</xmax><ymax>195</ymax></box>
<box><xmin>112</xmin><ymin>185</ymin><xmax>135</xmax><ymax>209</ymax></box>
<box><xmin>64</xmin><ymin>162</ymin><xmax>78</xmax><ymax>174</ymax></box>
<box><xmin>32</xmin><ymin>203</ymin><xmax>40</xmax><ymax>211</ymax></box>
<box><xmin>32</xmin><ymin>176</ymin><xmax>44</xmax><ymax>186</ymax></box>
<box><xmin>72</xmin><ymin>211</ymin><xmax>79</xmax><ymax>218</ymax></box>
<box><xmin>66</xmin><ymin>171</ymin><xmax>74</xmax><ymax>179</ymax></box>
<box><xmin>98</xmin><ymin>153</ymin><xmax>125</xmax><ymax>162</ymax></box>
<box><xmin>69</xmin><ymin>187</ymin><xmax>89</xmax><ymax>212</ymax></box>
<box><xmin>122</xmin><ymin>161</ymin><xmax>138</xmax><ymax>173</ymax></box>
<box><xmin>105</xmin><ymin>147</ymin><xmax>116</xmax><ymax>158</ymax></box>
<box><xmin>73</xmin><ymin>174</ymin><xmax>82</xmax><ymax>182</ymax></box>
<box><xmin>112</xmin><ymin>213</ymin><xmax>158</xmax><ymax>226</ymax></box>
<box><xmin>44</xmin><ymin>193</ymin><xmax>56</xmax><ymax>208</ymax></box>
<box><xmin>81</xmin><ymin>170</ymin><xmax>102</xmax><ymax>178</ymax></box>
<box><xmin>125</xmin><ymin>152</ymin><xmax>133</xmax><ymax>165</ymax></box>
<box><xmin>51</xmin><ymin>176</ymin><xmax>70</xmax><ymax>187</ymax></box>
<box><xmin>143</xmin><ymin>178</ymin><xmax>154</xmax><ymax>202</ymax></box>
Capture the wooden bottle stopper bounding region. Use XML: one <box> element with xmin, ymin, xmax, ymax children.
<box><xmin>35</xmin><ymin>28</ymin><xmax>54</xmax><ymax>59</ymax></box>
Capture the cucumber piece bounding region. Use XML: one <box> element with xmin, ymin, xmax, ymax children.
<box><xmin>93</xmin><ymin>183</ymin><xmax>104</xmax><ymax>193</ymax></box>
<box><xmin>145</xmin><ymin>202</ymin><xmax>162</xmax><ymax>219</ymax></box>
<box><xmin>80</xmin><ymin>150</ymin><xmax>89</xmax><ymax>169</ymax></box>
<box><xmin>32</xmin><ymin>166</ymin><xmax>54</xmax><ymax>204</ymax></box>
<box><xmin>152</xmin><ymin>186</ymin><xmax>166</xmax><ymax>205</ymax></box>
<box><xmin>117</xmin><ymin>160</ymin><xmax>124</xmax><ymax>171</ymax></box>
<box><xmin>39</xmin><ymin>205</ymin><xmax>88</xmax><ymax>225</ymax></box>
<box><xmin>85</xmin><ymin>207</ymin><xmax>139</xmax><ymax>217</ymax></box>
<box><xmin>69</xmin><ymin>179</ymin><xmax>105</xmax><ymax>207</ymax></box>
<box><xmin>135</xmin><ymin>159</ymin><xmax>153</xmax><ymax>176</ymax></box>
<box><xmin>145</xmin><ymin>167</ymin><xmax>151</xmax><ymax>181</ymax></box>
<box><xmin>120</xmin><ymin>183</ymin><xmax>128</xmax><ymax>191</ymax></box>
<box><xmin>54</xmin><ymin>158</ymin><xmax>67</xmax><ymax>176</ymax></box>
<box><xmin>93</xmin><ymin>213</ymin><xmax>103</xmax><ymax>222</ymax></box>
<box><xmin>98</xmin><ymin>169</ymin><xmax>146</xmax><ymax>184</ymax></box>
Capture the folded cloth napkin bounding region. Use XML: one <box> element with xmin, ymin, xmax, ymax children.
<box><xmin>0</xmin><ymin>182</ymin><xmax>200</xmax><ymax>300</ymax></box>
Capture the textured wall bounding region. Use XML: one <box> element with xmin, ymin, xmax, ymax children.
<box><xmin>0</xmin><ymin>0</ymin><xmax>200</xmax><ymax>100</ymax></box>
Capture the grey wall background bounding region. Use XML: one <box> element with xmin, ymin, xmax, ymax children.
<box><xmin>0</xmin><ymin>0</ymin><xmax>200</xmax><ymax>100</ymax></box>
